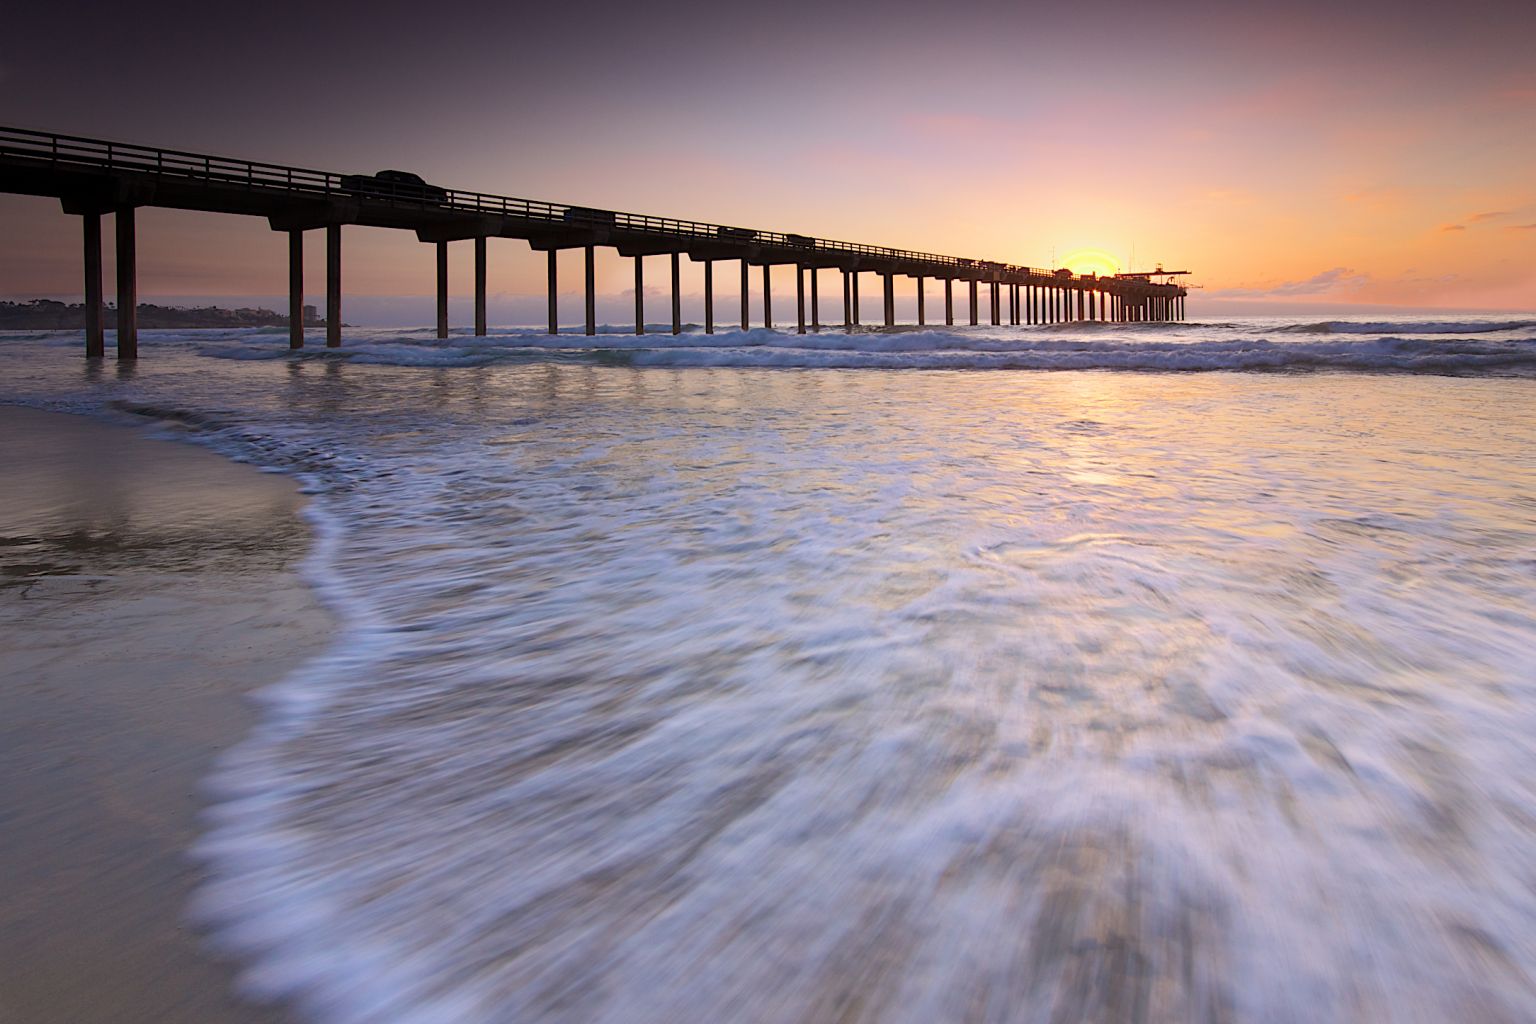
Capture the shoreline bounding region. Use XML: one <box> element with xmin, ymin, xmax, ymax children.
<box><xmin>0</xmin><ymin>406</ymin><xmax>332</xmax><ymax>1024</ymax></box>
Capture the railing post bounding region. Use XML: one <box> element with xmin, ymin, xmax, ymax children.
<box><xmin>547</xmin><ymin>250</ymin><xmax>558</xmax><ymax>335</ymax></box>
<box><xmin>634</xmin><ymin>255</ymin><xmax>644</xmax><ymax>335</ymax></box>
<box><xmin>83</xmin><ymin>212</ymin><xmax>103</xmax><ymax>358</ymax></box>
<box><xmin>288</xmin><ymin>228</ymin><xmax>304</xmax><ymax>349</ymax></box>
<box><xmin>474</xmin><ymin>237</ymin><xmax>487</xmax><ymax>336</ymax></box>
<box><xmin>671</xmin><ymin>252</ymin><xmax>681</xmax><ymax>335</ymax></box>
<box><xmin>326</xmin><ymin>224</ymin><xmax>341</xmax><ymax>347</ymax></box>
<box><xmin>115</xmin><ymin>207</ymin><xmax>137</xmax><ymax>360</ymax></box>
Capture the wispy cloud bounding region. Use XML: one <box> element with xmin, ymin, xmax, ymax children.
<box><xmin>1509</xmin><ymin>223</ymin><xmax>1536</xmax><ymax>231</ymax></box>
<box><xmin>1441</xmin><ymin>211</ymin><xmax>1517</xmax><ymax>232</ymax></box>
<box><xmin>1209</xmin><ymin>267</ymin><xmax>1368</xmax><ymax>299</ymax></box>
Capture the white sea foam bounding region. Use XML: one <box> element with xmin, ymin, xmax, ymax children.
<box><xmin>173</xmin><ymin>317</ymin><xmax>1536</xmax><ymax>374</ymax></box>
<box><xmin>3</xmin><ymin>320</ymin><xmax>1536</xmax><ymax>1023</ymax></box>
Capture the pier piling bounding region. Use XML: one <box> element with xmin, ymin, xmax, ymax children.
<box><xmin>474</xmin><ymin>237</ymin><xmax>487</xmax><ymax>337</ymax></box>
<box><xmin>796</xmin><ymin>266</ymin><xmax>806</xmax><ymax>334</ymax></box>
<box><xmin>634</xmin><ymin>256</ymin><xmax>645</xmax><ymax>335</ymax></box>
<box><xmin>547</xmin><ymin>250</ymin><xmax>558</xmax><ymax>335</ymax></box>
<box><xmin>287</xmin><ymin>229</ymin><xmax>303</xmax><ymax>349</ymax></box>
<box><xmin>326</xmin><ymin>224</ymin><xmax>341</xmax><ymax>347</ymax></box>
<box><xmin>436</xmin><ymin>241</ymin><xmax>448</xmax><ymax>340</ymax></box>
<box><xmin>704</xmin><ymin>261</ymin><xmax>714</xmax><ymax>334</ymax></box>
<box><xmin>762</xmin><ymin>264</ymin><xmax>772</xmax><ymax>330</ymax></box>
<box><xmin>83</xmin><ymin>212</ymin><xmax>103</xmax><ymax>357</ymax></box>
<box><xmin>671</xmin><ymin>253</ymin><xmax>681</xmax><ymax>335</ymax></box>
<box><xmin>584</xmin><ymin>245</ymin><xmax>596</xmax><ymax>336</ymax></box>
<box><xmin>740</xmin><ymin>260</ymin><xmax>749</xmax><ymax>330</ymax></box>
<box><xmin>115</xmin><ymin>207</ymin><xmax>137</xmax><ymax>360</ymax></box>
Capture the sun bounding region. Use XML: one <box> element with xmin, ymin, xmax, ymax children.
<box><xmin>1058</xmin><ymin>249</ymin><xmax>1122</xmax><ymax>278</ymax></box>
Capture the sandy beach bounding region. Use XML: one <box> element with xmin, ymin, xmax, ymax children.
<box><xmin>0</xmin><ymin>406</ymin><xmax>329</xmax><ymax>1024</ymax></box>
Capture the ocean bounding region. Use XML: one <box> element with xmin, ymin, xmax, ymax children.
<box><xmin>4</xmin><ymin>314</ymin><xmax>1536</xmax><ymax>1023</ymax></box>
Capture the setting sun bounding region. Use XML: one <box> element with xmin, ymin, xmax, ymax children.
<box><xmin>1058</xmin><ymin>249</ymin><xmax>1122</xmax><ymax>278</ymax></box>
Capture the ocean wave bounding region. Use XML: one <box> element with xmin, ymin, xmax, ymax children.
<box><xmin>183</xmin><ymin>329</ymin><xmax>1536</xmax><ymax>375</ymax></box>
<box><xmin>1277</xmin><ymin>319</ymin><xmax>1536</xmax><ymax>335</ymax></box>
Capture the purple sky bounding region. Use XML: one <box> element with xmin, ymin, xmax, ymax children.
<box><xmin>3</xmin><ymin>0</ymin><xmax>1533</xmax><ymax>319</ymax></box>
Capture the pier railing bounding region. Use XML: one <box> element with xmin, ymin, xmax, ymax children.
<box><xmin>1</xmin><ymin>125</ymin><xmax>1074</xmax><ymax>281</ymax></box>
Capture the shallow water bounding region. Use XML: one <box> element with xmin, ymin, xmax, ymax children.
<box><xmin>4</xmin><ymin>316</ymin><xmax>1536</xmax><ymax>1023</ymax></box>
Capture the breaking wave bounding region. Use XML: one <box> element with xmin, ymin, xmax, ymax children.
<box><xmin>189</xmin><ymin>325</ymin><xmax>1536</xmax><ymax>375</ymax></box>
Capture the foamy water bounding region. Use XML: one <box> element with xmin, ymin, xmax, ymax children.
<box><xmin>4</xmin><ymin>315</ymin><xmax>1536</xmax><ymax>1023</ymax></box>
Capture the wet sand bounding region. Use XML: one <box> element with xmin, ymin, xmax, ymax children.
<box><xmin>0</xmin><ymin>406</ymin><xmax>330</xmax><ymax>1024</ymax></box>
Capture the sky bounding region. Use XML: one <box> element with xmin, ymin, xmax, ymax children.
<box><xmin>2</xmin><ymin>0</ymin><xmax>1533</xmax><ymax>321</ymax></box>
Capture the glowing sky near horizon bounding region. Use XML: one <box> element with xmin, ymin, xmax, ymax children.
<box><xmin>1</xmin><ymin>0</ymin><xmax>1533</xmax><ymax>313</ymax></box>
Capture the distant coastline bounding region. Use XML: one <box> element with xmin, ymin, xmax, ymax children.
<box><xmin>0</xmin><ymin>299</ymin><xmax>328</xmax><ymax>330</ymax></box>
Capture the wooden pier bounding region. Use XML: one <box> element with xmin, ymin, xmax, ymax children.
<box><xmin>0</xmin><ymin>127</ymin><xmax>1189</xmax><ymax>358</ymax></box>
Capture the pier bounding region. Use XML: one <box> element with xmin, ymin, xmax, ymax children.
<box><xmin>0</xmin><ymin>127</ymin><xmax>1189</xmax><ymax>358</ymax></box>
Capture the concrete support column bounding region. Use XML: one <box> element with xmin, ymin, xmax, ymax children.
<box><xmin>81</xmin><ymin>213</ymin><xmax>105</xmax><ymax>357</ymax></box>
<box><xmin>584</xmin><ymin>245</ymin><xmax>596</xmax><ymax>336</ymax></box>
<box><xmin>474</xmin><ymin>237</ymin><xmax>487</xmax><ymax>337</ymax></box>
<box><xmin>671</xmin><ymin>253</ymin><xmax>681</xmax><ymax>335</ymax></box>
<box><xmin>115</xmin><ymin>208</ymin><xmax>137</xmax><ymax>359</ymax></box>
<box><xmin>740</xmin><ymin>259</ymin><xmax>749</xmax><ymax>330</ymax></box>
<box><xmin>762</xmin><ymin>264</ymin><xmax>772</xmax><ymax>330</ymax></box>
<box><xmin>811</xmin><ymin>269</ymin><xmax>820</xmax><ymax>330</ymax></box>
<box><xmin>989</xmin><ymin>281</ymin><xmax>1000</xmax><ymax>326</ymax></box>
<box><xmin>435</xmin><ymin>241</ymin><xmax>449</xmax><ymax>340</ymax></box>
<box><xmin>326</xmin><ymin>223</ymin><xmax>341</xmax><ymax>347</ymax></box>
<box><xmin>917</xmin><ymin>276</ymin><xmax>926</xmax><ymax>326</ymax></box>
<box><xmin>285</xmin><ymin>228</ymin><xmax>303</xmax><ymax>350</ymax></box>
<box><xmin>634</xmin><ymin>256</ymin><xmax>645</xmax><ymax>335</ymax></box>
<box><xmin>944</xmin><ymin>279</ymin><xmax>954</xmax><ymax>325</ymax></box>
<box><xmin>796</xmin><ymin>266</ymin><xmax>806</xmax><ymax>334</ymax></box>
<box><xmin>882</xmin><ymin>272</ymin><xmax>895</xmax><ymax>328</ymax></box>
<box><xmin>547</xmin><ymin>250</ymin><xmax>558</xmax><ymax>335</ymax></box>
<box><xmin>852</xmin><ymin>272</ymin><xmax>861</xmax><ymax>325</ymax></box>
<box><xmin>842</xmin><ymin>270</ymin><xmax>852</xmax><ymax>330</ymax></box>
<box><xmin>704</xmin><ymin>261</ymin><xmax>714</xmax><ymax>334</ymax></box>
<box><xmin>968</xmin><ymin>280</ymin><xmax>978</xmax><ymax>325</ymax></box>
